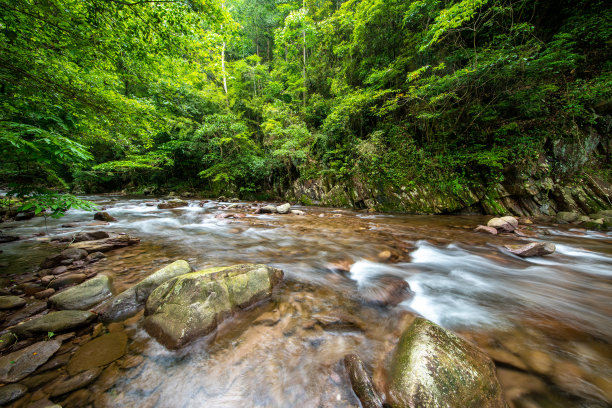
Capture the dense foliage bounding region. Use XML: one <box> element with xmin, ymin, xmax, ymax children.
<box><xmin>1</xmin><ymin>0</ymin><xmax>610</xmax><ymax>209</ymax></box>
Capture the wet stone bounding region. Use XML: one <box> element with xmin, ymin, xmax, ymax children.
<box><xmin>344</xmin><ymin>354</ymin><xmax>383</xmax><ymax>408</ymax></box>
<box><xmin>11</xmin><ymin>310</ymin><xmax>96</xmax><ymax>338</ymax></box>
<box><xmin>46</xmin><ymin>367</ymin><xmax>102</xmax><ymax>397</ymax></box>
<box><xmin>21</xmin><ymin>370</ymin><xmax>62</xmax><ymax>390</ymax></box>
<box><xmin>505</xmin><ymin>242</ymin><xmax>555</xmax><ymax>257</ymax></box>
<box><xmin>0</xmin><ymin>332</ymin><xmax>16</xmax><ymax>350</ymax></box>
<box><xmin>1</xmin><ymin>300</ymin><xmax>47</xmax><ymax>329</ymax></box>
<box><xmin>0</xmin><ymin>340</ymin><xmax>61</xmax><ymax>382</ymax></box>
<box><xmin>48</xmin><ymin>274</ymin><xmax>114</xmax><ymax>310</ymax></box>
<box><xmin>67</xmin><ymin>332</ymin><xmax>128</xmax><ymax>375</ymax></box>
<box><xmin>61</xmin><ymin>388</ymin><xmax>92</xmax><ymax>408</ymax></box>
<box><xmin>34</xmin><ymin>288</ymin><xmax>55</xmax><ymax>299</ymax></box>
<box><xmin>49</xmin><ymin>273</ymin><xmax>87</xmax><ymax>290</ymax></box>
<box><xmin>0</xmin><ymin>295</ymin><xmax>26</xmax><ymax>310</ymax></box>
<box><xmin>0</xmin><ymin>383</ymin><xmax>27</xmax><ymax>405</ymax></box>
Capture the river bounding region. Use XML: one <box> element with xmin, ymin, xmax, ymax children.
<box><xmin>1</xmin><ymin>195</ymin><xmax>611</xmax><ymax>407</ymax></box>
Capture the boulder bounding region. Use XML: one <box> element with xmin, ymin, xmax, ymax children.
<box><xmin>0</xmin><ymin>340</ymin><xmax>61</xmax><ymax>382</ymax></box>
<box><xmin>93</xmin><ymin>212</ymin><xmax>117</xmax><ymax>222</ymax></box>
<box><xmin>475</xmin><ymin>225</ymin><xmax>498</xmax><ymax>235</ymax></box>
<box><xmin>48</xmin><ymin>275</ymin><xmax>114</xmax><ymax>310</ymax></box>
<box><xmin>260</xmin><ymin>205</ymin><xmax>277</xmax><ymax>214</ymax></box>
<box><xmin>344</xmin><ymin>354</ymin><xmax>383</xmax><ymax>408</ymax></box>
<box><xmin>144</xmin><ymin>264</ymin><xmax>284</xmax><ymax>349</ymax></box>
<box><xmin>584</xmin><ymin>218</ymin><xmax>604</xmax><ymax>230</ymax></box>
<box><xmin>69</xmin><ymin>234</ymin><xmax>140</xmax><ymax>253</ymax></box>
<box><xmin>67</xmin><ymin>332</ymin><xmax>127</xmax><ymax>375</ymax></box>
<box><xmin>11</xmin><ymin>310</ymin><xmax>96</xmax><ymax>338</ymax></box>
<box><xmin>0</xmin><ymin>383</ymin><xmax>27</xmax><ymax>405</ymax></box>
<box><xmin>157</xmin><ymin>199</ymin><xmax>188</xmax><ymax>209</ymax></box>
<box><xmin>0</xmin><ymin>295</ymin><xmax>26</xmax><ymax>310</ymax></box>
<box><xmin>276</xmin><ymin>203</ymin><xmax>291</xmax><ymax>214</ymax></box>
<box><xmin>72</xmin><ymin>231</ymin><xmax>110</xmax><ymax>242</ymax></box>
<box><xmin>359</xmin><ymin>275</ymin><xmax>411</xmax><ymax>307</ymax></box>
<box><xmin>388</xmin><ymin>318</ymin><xmax>505</xmax><ymax>408</ymax></box>
<box><xmin>556</xmin><ymin>211</ymin><xmax>579</xmax><ymax>223</ymax></box>
<box><xmin>86</xmin><ymin>251</ymin><xmax>106</xmax><ymax>262</ymax></box>
<box><xmin>96</xmin><ymin>260</ymin><xmax>192</xmax><ymax>322</ymax></box>
<box><xmin>487</xmin><ymin>217</ymin><xmax>515</xmax><ymax>232</ymax></box>
<box><xmin>49</xmin><ymin>273</ymin><xmax>87</xmax><ymax>290</ymax></box>
<box><xmin>505</xmin><ymin>242</ymin><xmax>555</xmax><ymax>257</ymax></box>
<box><xmin>500</xmin><ymin>216</ymin><xmax>518</xmax><ymax>229</ymax></box>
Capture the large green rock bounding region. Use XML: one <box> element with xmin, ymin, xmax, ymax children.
<box><xmin>97</xmin><ymin>260</ymin><xmax>192</xmax><ymax>322</ymax></box>
<box><xmin>144</xmin><ymin>264</ymin><xmax>284</xmax><ymax>349</ymax></box>
<box><xmin>48</xmin><ymin>275</ymin><xmax>114</xmax><ymax>310</ymax></box>
<box><xmin>388</xmin><ymin>318</ymin><xmax>506</xmax><ymax>408</ymax></box>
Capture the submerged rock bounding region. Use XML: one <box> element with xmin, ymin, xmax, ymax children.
<box><xmin>0</xmin><ymin>295</ymin><xmax>26</xmax><ymax>310</ymax></box>
<box><xmin>40</xmin><ymin>247</ymin><xmax>88</xmax><ymax>269</ymax></box>
<box><xmin>344</xmin><ymin>354</ymin><xmax>383</xmax><ymax>408</ymax></box>
<box><xmin>0</xmin><ymin>383</ymin><xmax>27</xmax><ymax>405</ymax></box>
<box><xmin>48</xmin><ymin>274</ymin><xmax>114</xmax><ymax>310</ymax></box>
<box><xmin>11</xmin><ymin>310</ymin><xmax>96</xmax><ymax>338</ymax></box>
<box><xmin>505</xmin><ymin>242</ymin><xmax>555</xmax><ymax>257</ymax></box>
<box><xmin>97</xmin><ymin>260</ymin><xmax>192</xmax><ymax>322</ymax></box>
<box><xmin>47</xmin><ymin>368</ymin><xmax>102</xmax><ymax>397</ymax></box>
<box><xmin>0</xmin><ymin>339</ymin><xmax>61</xmax><ymax>382</ymax></box>
<box><xmin>93</xmin><ymin>212</ymin><xmax>117</xmax><ymax>222</ymax></box>
<box><xmin>67</xmin><ymin>332</ymin><xmax>127</xmax><ymax>375</ymax></box>
<box><xmin>388</xmin><ymin>317</ymin><xmax>505</xmax><ymax>408</ymax></box>
<box><xmin>69</xmin><ymin>234</ymin><xmax>140</xmax><ymax>253</ymax></box>
<box><xmin>144</xmin><ymin>264</ymin><xmax>284</xmax><ymax>349</ymax></box>
<box><xmin>359</xmin><ymin>275</ymin><xmax>411</xmax><ymax>307</ymax></box>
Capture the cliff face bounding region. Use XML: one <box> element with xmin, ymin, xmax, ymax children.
<box><xmin>289</xmin><ymin>127</ymin><xmax>612</xmax><ymax>216</ymax></box>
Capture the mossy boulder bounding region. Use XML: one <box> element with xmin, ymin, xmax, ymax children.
<box><xmin>48</xmin><ymin>274</ymin><xmax>114</xmax><ymax>310</ymax></box>
<box><xmin>97</xmin><ymin>260</ymin><xmax>192</xmax><ymax>322</ymax></box>
<box><xmin>144</xmin><ymin>264</ymin><xmax>284</xmax><ymax>349</ymax></box>
<box><xmin>388</xmin><ymin>318</ymin><xmax>506</xmax><ymax>408</ymax></box>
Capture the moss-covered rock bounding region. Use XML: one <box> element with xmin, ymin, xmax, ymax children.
<box><xmin>143</xmin><ymin>264</ymin><xmax>284</xmax><ymax>349</ymax></box>
<box><xmin>388</xmin><ymin>318</ymin><xmax>506</xmax><ymax>408</ymax></box>
<box><xmin>97</xmin><ymin>260</ymin><xmax>192</xmax><ymax>322</ymax></box>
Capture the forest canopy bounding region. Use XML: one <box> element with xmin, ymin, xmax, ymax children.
<box><xmin>1</xmin><ymin>0</ymin><xmax>611</xmax><ymax>211</ymax></box>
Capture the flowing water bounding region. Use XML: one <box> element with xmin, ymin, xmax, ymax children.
<box><xmin>1</xmin><ymin>195</ymin><xmax>611</xmax><ymax>407</ymax></box>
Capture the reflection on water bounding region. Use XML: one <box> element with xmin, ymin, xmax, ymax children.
<box><xmin>1</xmin><ymin>195</ymin><xmax>611</xmax><ymax>407</ymax></box>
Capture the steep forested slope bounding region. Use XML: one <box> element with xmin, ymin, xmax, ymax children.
<box><xmin>1</xmin><ymin>0</ymin><xmax>611</xmax><ymax>215</ymax></box>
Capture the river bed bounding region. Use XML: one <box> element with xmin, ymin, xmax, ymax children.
<box><xmin>1</xmin><ymin>195</ymin><xmax>611</xmax><ymax>407</ymax></box>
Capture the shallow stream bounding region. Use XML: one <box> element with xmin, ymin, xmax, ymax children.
<box><xmin>1</xmin><ymin>196</ymin><xmax>611</xmax><ymax>407</ymax></box>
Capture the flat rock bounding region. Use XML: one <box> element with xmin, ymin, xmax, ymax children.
<box><xmin>388</xmin><ymin>318</ymin><xmax>505</xmax><ymax>408</ymax></box>
<box><xmin>67</xmin><ymin>332</ymin><xmax>127</xmax><ymax>375</ymax></box>
<box><xmin>47</xmin><ymin>367</ymin><xmax>102</xmax><ymax>397</ymax></box>
<box><xmin>69</xmin><ymin>234</ymin><xmax>140</xmax><ymax>253</ymax></box>
<box><xmin>0</xmin><ymin>383</ymin><xmax>27</xmax><ymax>405</ymax></box>
<box><xmin>11</xmin><ymin>310</ymin><xmax>96</xmax><ymax>338</ymax></box>
<box><xmin>0</xmin><ymin>340</ymin><xmax>61</xmax><ymax>382</ymax></box>
<box><xmin>72</xmin><ymin>231</ymin><xmax>110</xmax><ymax>242</ymax></box>
<box><xmin>97</xmin><ymin>260</ymin><xmax>192</xmax><ymax>322</ymax></box>
<box><xmin>0</xmin><ymin>295</ymin><xmax>26</xmax><ymax>310</ymax></box>
<box><xmin>144</xmin><ymin>264</ymin><xmax>284</xmax><ymax>349</ymax></box>
<box><xmin>2</xmin><ymin>300</ymin><xmax>47</xmax><ymax>328</ymax></box>
<box><xmin>505</xmin><ymin>242</ymin><xmax>555</xmax><ymax>257</ymax></box>
<box><xmin>48</xmin><ymin>275</ymin><xmax>114</xmax><ymax>310</ymax></box>
<box><xmin>475</xmin><ymin>225</ymin><xmax>498</xmax><ymax>235</ymax></box>
<box><xmin>49</xmin><ymin>273</ymin><xmax>87</xmax><ymax>290</ymax></box>
<box><xmin>40</xmin><ymin>248</ymin><xmax>88</xmax><ymax>269</ymax></box>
